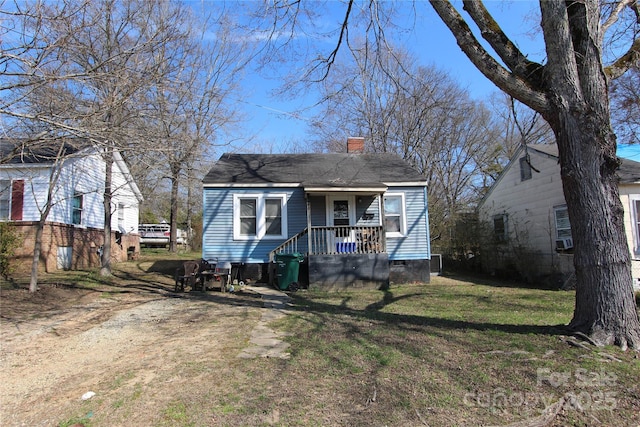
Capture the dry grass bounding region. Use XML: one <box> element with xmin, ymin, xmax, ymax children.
<box><xmin>2</xmin><ymin>252</ymin><xmax>639</xmax><ymax>427</ymax></box>
<box><xmin>237</xmin><ymin>278</ymin><xmax>640</xmax><ymax>427</ymax></box>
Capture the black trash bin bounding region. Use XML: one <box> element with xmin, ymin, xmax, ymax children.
<box><xmin>275</xmin><ymin>253</ymin><xmax>304</xmax><ymax>291</ymax></box>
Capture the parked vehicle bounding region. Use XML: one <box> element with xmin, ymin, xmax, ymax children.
<box><xmin>139</xmin><ymin>223</ymin><xmax>170</xmax><ymax>247</ymax></box>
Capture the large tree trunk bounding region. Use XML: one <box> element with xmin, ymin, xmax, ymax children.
<box><xmin>427</xmin><ymin>0</ymin><xmax>640</xmax><ymax>349</ymax></box>
<box><xmin>551</xmin><ymin>111</ymin><xmax>640</xmax><ymax>350</ymax></box>
<box><xmin>540</xmin><ymin>0</ymin><xmax>640</xmax><ymax>350</ymax></box>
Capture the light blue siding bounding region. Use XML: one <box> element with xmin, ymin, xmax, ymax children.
<box><xmin>356</xmin><ymin>195</ymin><xmax>380</xmax><ymax>225</ymax></box>
<box><xmin>386</xmin><ymin>186</ymin><xmax>430</xmax><ymax>261</ymax></box>
<box><xmin>203</xmin><ymin>186</ymin><xmax>430</xmax><ymax>264</ymax></box>
<box><xmin>309</xmin><ymin>195</ymin><xmax>325</xmax><ymax>226</ymax></box>
<box><xmin>202</xmin><ymin>187</ymin><xmax>306</xmax><ymax>263</ymax></box>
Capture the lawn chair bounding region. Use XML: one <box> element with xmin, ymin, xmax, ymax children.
<box><xmin>174</xmin><ymin>260</ymin><xmax>200</xmax><ymax>292</ymax></box>
<box><xmin>196</xmin><ymin>258</ymin><xmax>217</xmax><ymax>291</ymax></box>
<box><xmin>215</xmin><ymin>261</ymin><xmax>232</xmax><ymax>292</ymax></box>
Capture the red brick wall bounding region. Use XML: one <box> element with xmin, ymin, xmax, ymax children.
<box><xmin>6</xmin><ymin>222</ymin><xmax>140</xmax><ymax>274</ymax></box>
<box><xmin>347</xmin><ymin>137</ymin><xmax>365</xmax><ymax>153</ymax></box>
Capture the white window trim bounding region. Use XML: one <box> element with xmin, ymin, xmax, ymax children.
<box><xmin>493</xmin><ymin>213</ymin><xmax>508</xmax><ymax>243</ymax></box>
<box><xmin>0</xmin><ymin>179</ymin><xmax>11</xmax><ymax>220</ymax></box>
<box><xmin>384</xmin><ymin>192</ymin><xmax>407</xmax><ymax>238</ymax></box>
<box><xmin>117</xmin><ymin>203</ymin><xmax>125</xmax><ymax>228</ymax></box>
<box><xmin>630</xmin><ymin>195</ymin><xmax>640</xmax><ymax>259</ymax></box>
<box><xmin>325</xmin><ymin>194</ymin><xmax>356</xmax><ymax>226</ymax></box>
<box><xmin>233</xmin><ymin>193</ymin><xmax>288</xmax><ymax>241</ymax></box>
<box><xmin>553</xmin><ymin>204</ymin><xmax>572</xmax><ymax>240</ymax></box>
<box><xmin>72</xmin><ymin>192</ymin><xmax>83</xmax><ymax>226</ymax></box>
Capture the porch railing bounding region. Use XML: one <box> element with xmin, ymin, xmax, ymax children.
<box><xmin>269</xmin><ymin>227</ymin><xmax>309</xmax><ymax>262</ymax></box>
<box><xmin>270</xmin><ymin>225</ymin><xmax>385</xmax><ymax>261</ymax></box>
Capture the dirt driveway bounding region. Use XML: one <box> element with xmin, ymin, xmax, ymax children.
<box><xmin>0</xmin><ymin>259</ymin><xmax>291</xmax><ymax>427</ymax></box>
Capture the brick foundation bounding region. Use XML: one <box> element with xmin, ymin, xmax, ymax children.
<box><xmin>6</xmin><ymin>222</ymin><xmax>140</xmax><ymax>274</ymax></box>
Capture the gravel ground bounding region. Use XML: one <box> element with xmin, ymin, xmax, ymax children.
<box><xmin>0</xmin><ymin>283</ymin><xmax>285</xmax><ymax>426</ymax></box>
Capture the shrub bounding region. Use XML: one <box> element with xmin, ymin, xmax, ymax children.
<box><xmin>0</xmin><ymin>223</ymin><xmax>21</xmax><ymax>279</ymax></box>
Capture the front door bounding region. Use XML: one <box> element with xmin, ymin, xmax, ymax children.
<box><xmin>327</xmin><ymin>196</ymin><xmax>356</xmax><ymax>252</ymax></box>
<box><xmin>327</xmin><ymin>195</ymin><xmax>355</xmax><ymax>226</ymax></box>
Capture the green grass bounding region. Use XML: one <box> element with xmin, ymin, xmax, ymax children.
<box><xmin>10</xmin><ymin>253</ymin><xmax>639</xmax><ymax>427</ymax></box>
<box><xmin>247</xmin><ymin>275</ymin><xmax>640</xmax><ymax>426</ymax></box>
<box><xmin>58</xmin><ymin>413</ymin><xmax>93</xmax><ymax>427</ymax></box>
<box><xmin>161</xmin><ymin>401</ymin><xmax>193</xmax><ymax>426</ymax></box>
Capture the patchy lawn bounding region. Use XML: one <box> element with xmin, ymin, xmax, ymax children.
<box><xmin>1</xmin><ymin>252</ymin><xmax>639</xmax><ymax>426</ymax></box>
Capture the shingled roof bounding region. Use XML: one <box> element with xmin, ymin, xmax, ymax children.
<box><xmin>1</xmin><ymin>139</ymin><xmax>85</xmax><ymax>165</ymax></box>
<box><xmin>202</xmin><ymin>153</ymin><xmax>426</xmax><ymax>188</ymax></box>
<box><xmin>618</xmin><ymin>158</ymin><xmax>640</xmax><ymax>183</ymax></box>
<box><xmin>529</xmin><ymin>144</ymin><xmax>640</xmax><ymax>184</ymax></box>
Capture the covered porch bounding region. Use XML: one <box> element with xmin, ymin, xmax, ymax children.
<box><xmin>270</xmin><ymin>187</ymin><xmax>391</xmax><ymax>290</ymax></box>
<box><xmin>270</xmin><ymin>225</ymin><xmax>386</xmax><ymax>258</ymax></box>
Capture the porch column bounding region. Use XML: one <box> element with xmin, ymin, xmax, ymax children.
<box><xmin>379</xmin><ymin>192</ymin><xmax>387</xmax><ymax>252</ymax></box>
<box><xmin>306</xmin><ymin>193</ymin><xmax>312</xmax><ymax>255</ymax></box>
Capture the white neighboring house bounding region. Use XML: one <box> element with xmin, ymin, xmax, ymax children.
<box><xmin>0</xmin><ymin>141</ymin><xmax>143</xmax><ymax>273</ymax></box>
<box><xmin>478</xmin><ymin>143</ymin><xmax>640</xmax><ymax>290</ymax></box>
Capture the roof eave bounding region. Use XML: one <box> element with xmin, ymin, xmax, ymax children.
<box><xmin>202</xmin><ymin>180</ymin><xmax>427</xmax><ymax>189</ymax></box>
<box><xmin>304</xmin><ymin>185</ymin><xmax>388</xmax><ymax>193</ymax></box>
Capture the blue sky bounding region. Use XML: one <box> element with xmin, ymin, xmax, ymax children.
<box><xmin>231</xmin><ymin>1</ymin><xmax>535</xmax><ymax>149</ymax></box>
<box><xmin>223</xmin><ymin>1</ymin><xmax>639</xmax><ymax>161</ymax></box>
<box><xmin>618</xmin><ymin>144</ymin><xmax>640</xmax><ymax>161</ymax></box>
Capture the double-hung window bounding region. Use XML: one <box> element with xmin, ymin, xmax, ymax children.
<box><xmin>265</xmin><ymin>198</ymin><xmax>283</xmax><ymax>236</ymax></box>
<box><xmin>238</xmin><ymin>198</ymin><xmax>257</xmax><ymax>236</ymax></box>
<box><xmin>493</xmin><ymin>213</ymin><xmax>508</xmax><ymax>243</ymax></box>
<box><xmin>117</xmin><ymin>203</ymin><xmax>125</xmax><ymax>229</ymax></box>
<box><xmin>383</xmin><ymin>193</ymin><xmax>406</xmax><ymax>237</ymax></box>
<box><xmin>72</xmin><ymin>192</ymin><xmax>83</xmax><ymax>225</ymax></box>
<box><xmin>0</xmin><ymin>180</ymin><xmax>10</xmax><ymax>220</ymax></box>
<box><xmin>631</xmin><ymin>197</ymin><xmax>640</xmax><ymax>258</ymax></box>
<box><xmin>0</xmin><ymin>180</ymin><xmax>24</xmax><ymax>220</ymax></box>
<box><xmin>554</xmin><ymin>205</ymin><xmax>572</xmax><ymax>239</ymax></box>
<box><xmin>233</xmin><ymin>194</ymin><xmax>287</xmax><ymax>240</ymax></box>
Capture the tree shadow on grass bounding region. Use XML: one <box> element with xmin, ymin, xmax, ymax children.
<box><xmin>145</xmin><ymin>259</ymin><xmax>188</xmax><ymax>275</ymax></box>
<box><xmin>290</xmin><ymin>288</ymin><xmax>569</xmax><ymax>339</ymax></box>
<box><xmin>24</xmin><ymin>258</ymin><xmax>226</xmax><ymax>299</ymax></box>
<box><xmin>106</xmin><ymin>269</ymin><xmax>265</xmax><ymax>310</ymax></box>
<box><xmin>8</xmin><ymin>272</ymin><xmax>266</xmax><ymax>321</ymax></box>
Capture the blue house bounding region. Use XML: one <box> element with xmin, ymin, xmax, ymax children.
<box><xmin>201</xmin><ymin>138</ymin><xmax>431</xmax><ymax>290</ymax></box>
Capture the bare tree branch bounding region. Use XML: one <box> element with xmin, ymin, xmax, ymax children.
<box><xmin>428</xmin><ymin>0</ymin><xmax>550</xmax><ymax>113</ymax></box>
<box><xmin>602</xmin><ymin>0</ymin><xmax>636</xmax><ymax>34</ymax></box>
<box><xmin>462</xmin><ymin>0</ymin><xmax>545</xmax><ymax>88</ymax></box>
<box><xmin>605</xmin><ymin>37</ymin><xmax>640</xmax><ymax>78</ymax></box>
<box><xmin>307</xmin><ymin>0</ymin><xmax>354</xmax><ymax>82</ymax></box>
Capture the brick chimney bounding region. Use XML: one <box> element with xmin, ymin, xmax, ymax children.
<box><xmin>347</xmin><ymin>137</ymin><xmax>365</xmax><ymax>153</ymax></box>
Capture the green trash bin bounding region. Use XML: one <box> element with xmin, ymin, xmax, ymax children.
<box><xmin>275</xmin><ymin>252</ymin><xmax>303</xmax><ymax>291</ymax></box>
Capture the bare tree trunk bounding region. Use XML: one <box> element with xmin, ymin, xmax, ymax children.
<box><xmin>29</xmin><ymin>144</ymin><xmax>66</xmax><ymax>292</ymax></box>
<box><xmin>169</xmin><ymin>168</ymin><xmax>179</xmax><ymax>253</ymax></box>
<box><xmin>425</xmin><ymin>0</ymin><xmax>640</xmax><ymax>350</ymax></box>
<box><xmin>186</xmin><ymin>164</ymin><xmax>194</xmax><ymax>251</ymax></box>
<box><xmin>29</xmin><ymin>220</ymin><xmax>45</xmax><ymax>292</ymax></box>
<box><xmin>539</xmin><ymin>0</ymin><xmax>640</xmax><ymax>350</ymax></box>
<box><xmin>101</xmin><ymin>145</ymin><xmax>113</xmax><ymax>276</ymax></box>
<box><xmin>552</xmin><ymin>113</ymin><xmax>640</xmax><ymax>350</ymax></box>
